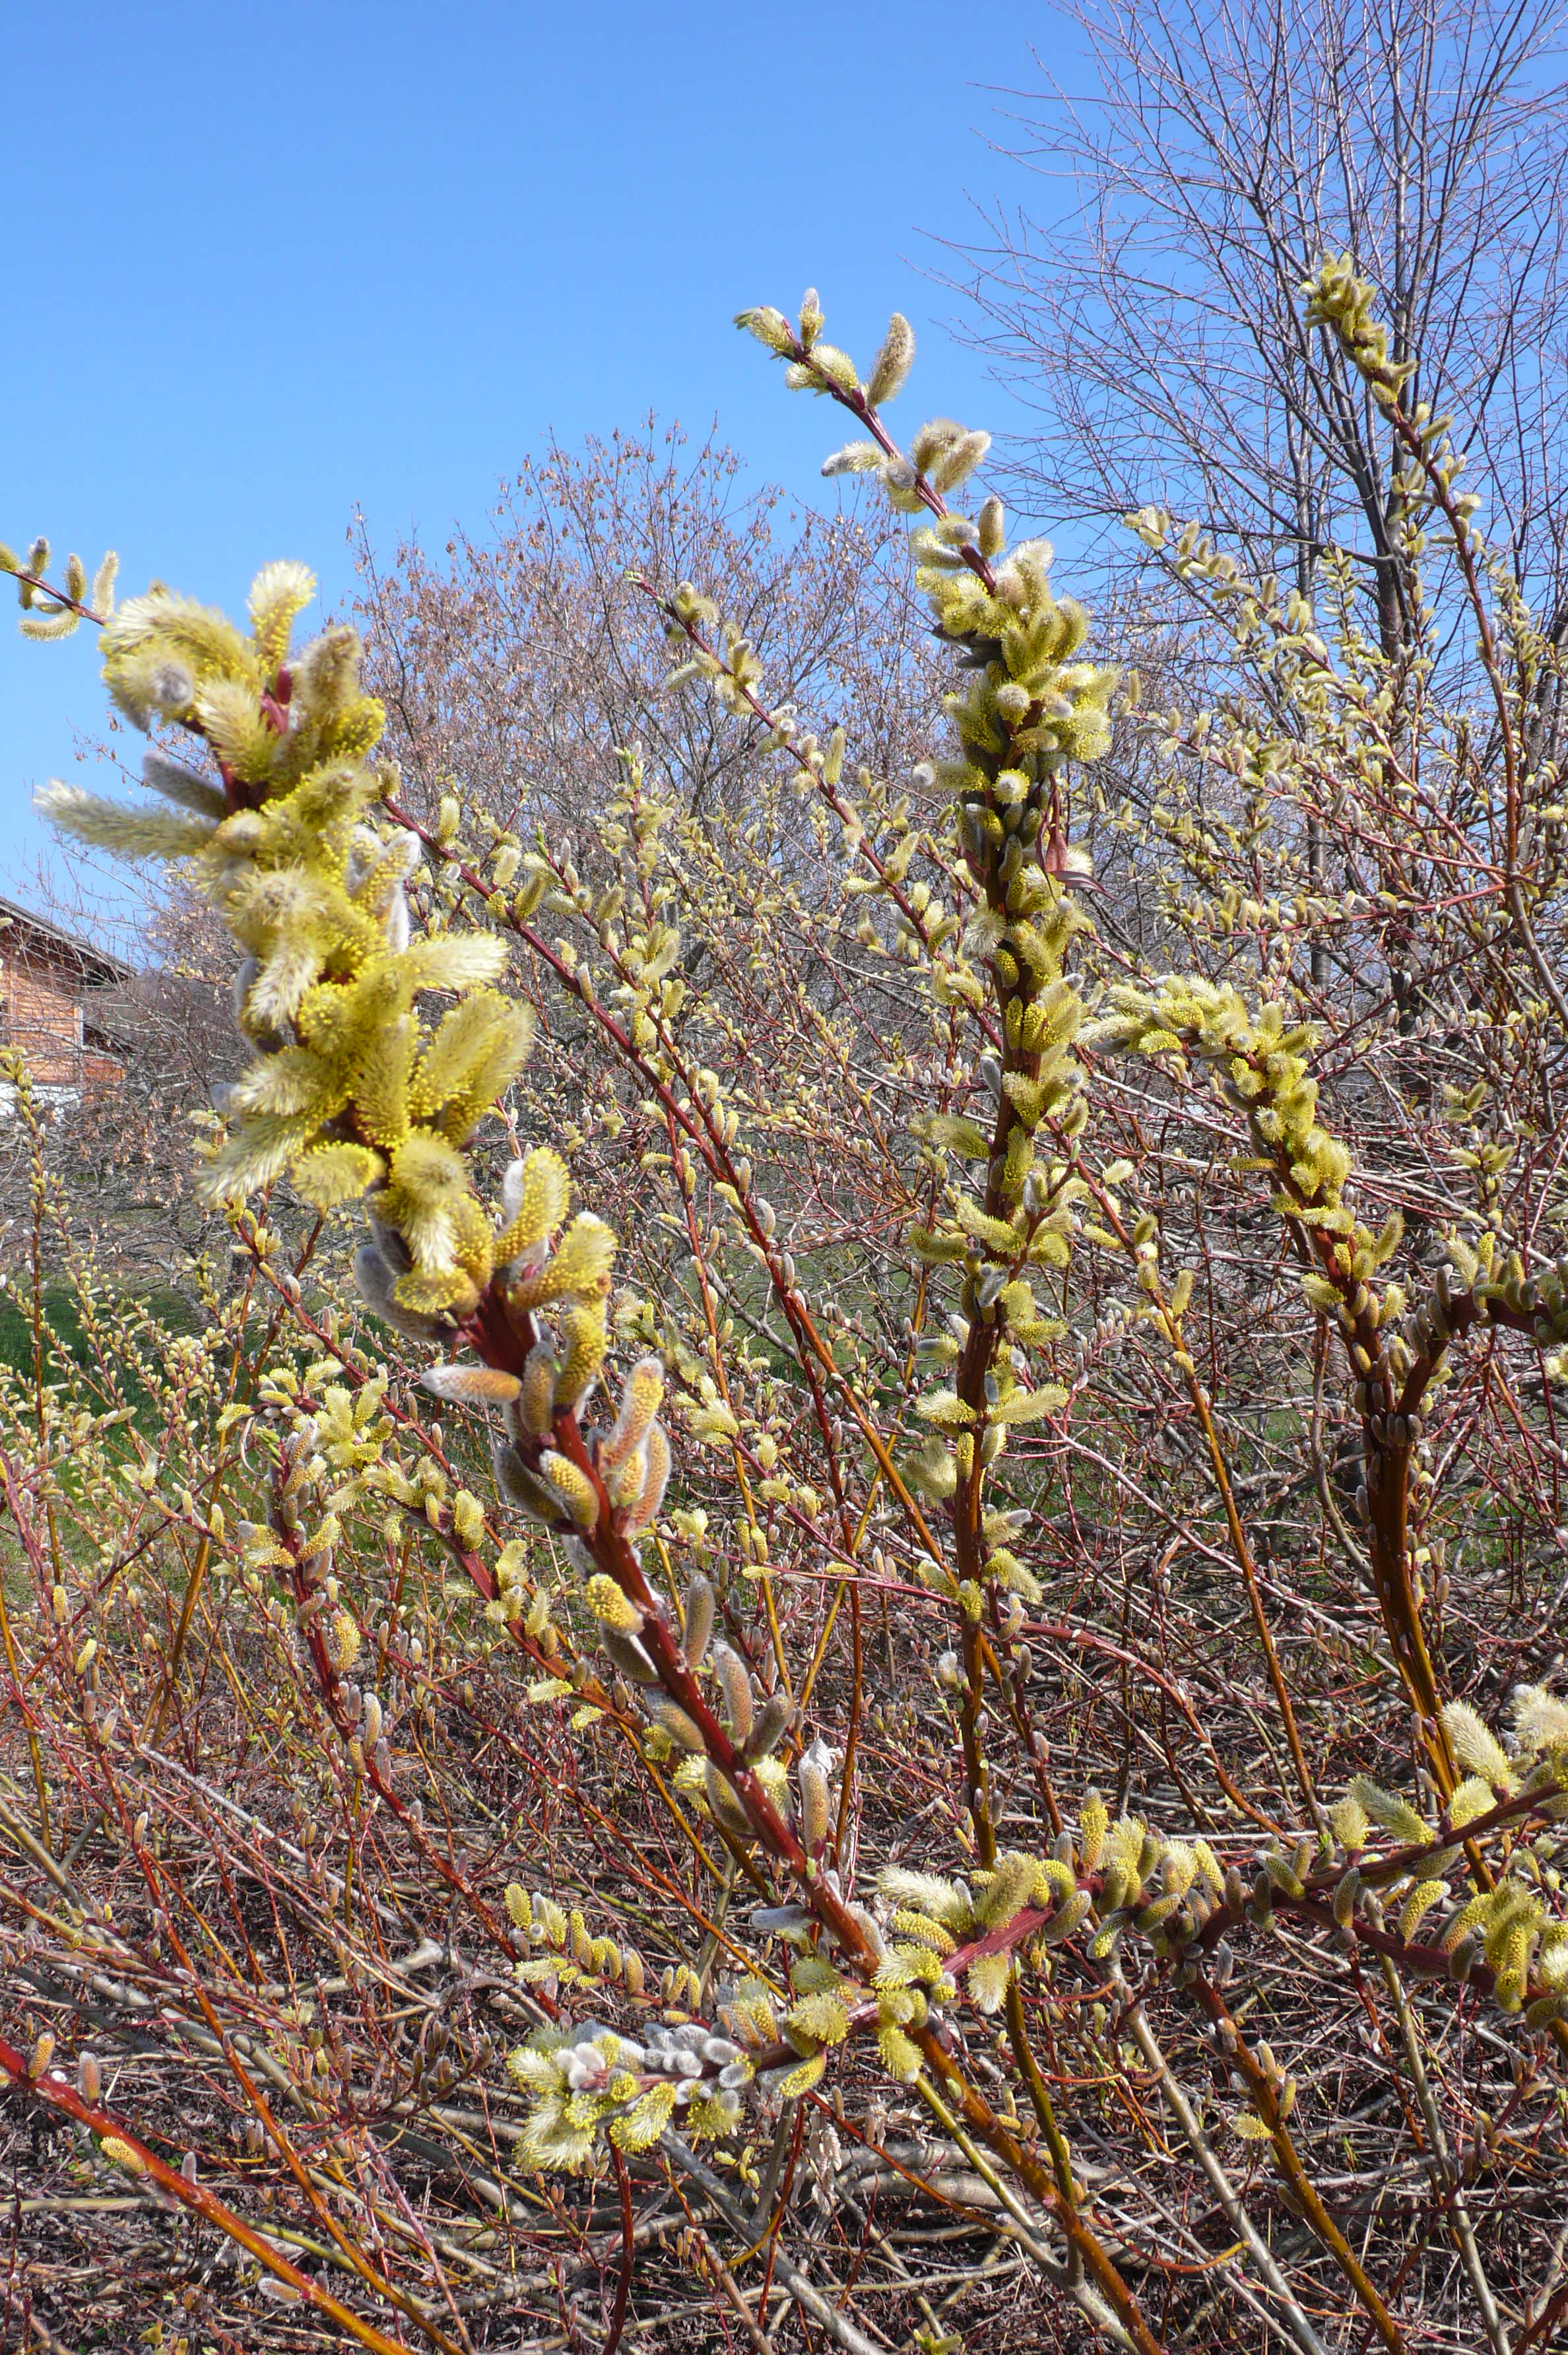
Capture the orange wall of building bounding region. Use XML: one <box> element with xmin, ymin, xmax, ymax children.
<box><xmin>1</xmin><ymin>949</ymin><xmax>121</xmax><ymax>1094</ymax></box>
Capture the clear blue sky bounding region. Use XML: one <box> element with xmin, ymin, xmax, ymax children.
<box><xmin>1</xmin><ymin>1</ymin><xmax>1074</xmax><ymax>925</ymax></box>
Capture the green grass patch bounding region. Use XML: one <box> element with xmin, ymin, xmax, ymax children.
<box><xmin>0</xmin><ymin>1281</ymin><xmax>199</xmax><ymax>1385</ymax></box>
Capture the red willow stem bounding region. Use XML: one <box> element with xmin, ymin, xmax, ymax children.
<box><xmin>380</xmin><ymin>793</ymin><xmax>950</xmax><ymax>1563</ymax></box>
<box><xmin>604</xmin><ymin>2145</ymin><xmax>635</xmax><ymax>2355</ymax></box>
<box><xmin>2</xmin><ymin>566</ymin><xmax>108</xmax><ymax>624</ymax></box>
<box><xmin>266</xmin><ymin>1440</ymin><xmax>546</xmax><ymax>1991</ymax></box>
<box><xmin>372</xmin><ymin>871</ymin><xmax>1167</xmax><ymax>2349</ymax></box>
<box><xmin>0</xmin><ymin>2033</ymin><xmax>459</xmax><ymax>2355</ymax></box>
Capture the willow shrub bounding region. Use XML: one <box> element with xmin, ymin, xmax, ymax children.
<box><xmin>4</xmin><ymin>271</ymin><xmax>1568</xmax><ymax>2354</ymax></box>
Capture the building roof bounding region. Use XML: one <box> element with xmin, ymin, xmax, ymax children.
<box><xmin>0</xmin><ymin>894</ymin><xmax>137</xmax><ymax>989</ymax></box>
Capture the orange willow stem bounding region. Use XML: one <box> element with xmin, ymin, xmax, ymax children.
<box><xmin>0</xmin><ymin>2034</ymin><xmax>463</xmax><ymax>2355</ymax></box>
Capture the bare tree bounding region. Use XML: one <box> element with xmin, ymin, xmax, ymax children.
<box><xmin>958</xmin><ymin>0</ymin><xmax>1568</xmax><ymax>660</ymax></box>
<box><xmin>353</xmin><ymin>418</ymin><xmax>947</xmax><ymax>838</ymax></box>
<box><xmin>0</xmin><ymin>855</ymin><xmax>237</xmax><ymax>1286</ymax></box>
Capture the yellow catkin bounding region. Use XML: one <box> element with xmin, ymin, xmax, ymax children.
<box><xmin>325</xmin><ymin>1612</ymin><xmax>362</xmax><ymax>1674</ymax></box>
<box><xmin>620</xmin><ymin>1422</ymin><xmax>670</xmax><ymax>1536</ymax></box>
<box><xmin>539</xmin><ymin>1451</ymin><xmax>600</xmax><ymax>1529</ymax></box>
<box><xmin>519</xmin><ymin>1345</ymin><xmax>560</xmax><ymax>1438</ymax></box>
<box><xmin>601</xmin><ymin>1359</ymin><xmax>664</xmax><ymax>1473</ymax></box>
<box><xmin>556</xmin><ymin>1302</ymin><xmax>608</xmax><ymax>1409</ymax></box>
<box><xmin>585</xmin><ymin>1573</ymin><xmax>642</xmax><ymax>1631</ymax></box>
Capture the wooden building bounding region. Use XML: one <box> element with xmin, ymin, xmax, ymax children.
<box><xmin>0</xmin><ymin>894</ymin><xmax>133</xmax><ymax>1112</ymax></box>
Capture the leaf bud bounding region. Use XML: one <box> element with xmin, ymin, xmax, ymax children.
<box><xmin>679</xmin><ymin>1578</ymin><xmax>717</xmax><ymax>1669</ymax></box>
<box><xmin>748</xmin><ymin>1692</ymin><xmax>793</xmax><ymax>1758</ymax></box>
<box><xmin>602</xmin><ymin>1626</ymin><xmax>659</xmax><ymax>1684</ymax></box>
<box><xmin>712</xmin><ymin>1643</ymin><xmax>754</xmax><ymax>1745</ymax></box>
<box><xmin>866</xmin><ymin>312</ymin><xmax>915</xmax><ymax>405</ymax></box>
<box><xmin>799</xmin><ymin>1756</ymin><xmax>832</xmax><ymax>1852</ymax></box>
<box><xmin>1039</xmin><ymin>1890</ymin><xmax>1092</xmax><ymax>1944</ymax></box>
<box><xmin>647</xmin><ymin>1698</ymin><xmax>706</xmax><ymax>1752</ymax></box>
<box><xmin>822</xmin><ymin>440</ymin><xmax>884</xmax><ymax>479</ymax></box>
<box><xmin>705</xmin><ymin>1762</ymin><xmax>753</xmax><ymax>1838</ymax></box>
<box><xmin>1447</xmin><ymin>1931</ymin><xmax>1480</xmax><ymax>1980</ymax></box>
<box><xmin>931</xmin><ymin>430</ymin><xmax>991</xmax><ymax>494</ymax></box>
<box><xmin>736</xmin><ymin>305</ymin><xmax>794</xmax><ymax>352</ymax></box>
